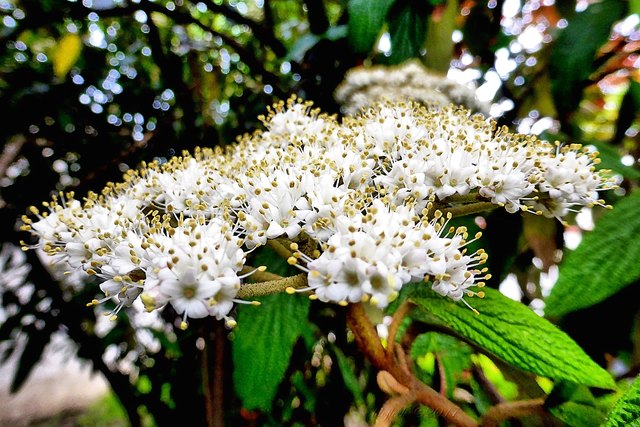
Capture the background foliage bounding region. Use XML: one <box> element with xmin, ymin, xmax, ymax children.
<box><xmin>0</xmin><ymin>0</ymin><xmax>639</xmax><ymax>426</ymax></box>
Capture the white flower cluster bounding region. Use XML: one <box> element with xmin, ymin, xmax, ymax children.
<box><xmin>22</xmin><ymin>98</ymin><xmax>614</xmax><ymax>327</ymax></box>
<box><xmin>334</xmin><ymin>59</ymin><xmax>491</xmax><ymax>116</ymax></box>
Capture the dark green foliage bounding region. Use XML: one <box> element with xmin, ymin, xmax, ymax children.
<box><xmin>347</xmin><ymin>0</ymin><xmax>394</xmax><ymax>54</ymax></box>
<box><xmin>387</xmin><ymin>0</ymin><xmax>431</xmax><ymax>64</ymax></box>
<box><xmin>603</xmin><ymin>375</ymin><xmax>640</xmax><ymax>427</ymax></box>
<box><xmin>398</xmin><ymin>284</ymin><xmax>615</xmax><ymax>389</ymax></box>
<box><xmin>549</xmin><ymin>0</ymin><xmax>627</xmax><ymax>118</ymax></box>
<box><xmin>546</xmin><ymin>190</ymin><xmax>640</xmax><ymax>317</ymax></box>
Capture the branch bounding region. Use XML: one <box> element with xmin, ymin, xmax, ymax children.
<box><xmin>303</xmin><ymin>0</ymin><xmax>329</xmax><ymax>35</ymax></box>
<box><xmin>479</xmin><ymin>398</ymin><xmax>546</xmax><ymax>427</ymax></box>
<box><xmin>267</xmin><ymin>238</ymin><xmax>294</xmax><ymax>260</ymax></box>
<box><xmin>472</xmin><ymin>362</ymin><xmax>505</xmax><ymax>404</ymax></box>
<box><xmin>150</xmin><ymin>3</ymin><xmax>284</xmax><ymax>95</ymax></box>
<box><xmin>197</xmin><ymin>0</ymin><xmax>286</xmax><ymax>56</ymax></box>
<box><xmin>236</xmin><ymin>273</ymin><xmax>308</xmax><ymax>299</ymax></box>
<box><xmin>374</xmin><ymin>393</ymin><xmax>417</xmax><ymax>427</ymax></box>
<box><xmin>345</xmin><ymin>303</ymin><xmax>477</xmax><ymax>427</ymax></box>
<box><xmin>442</xmin><ymin>202</ymin><xmax>496</xmax><ymax>218</ymax></box>
<box><xmin>386</xmin><ymin>300</ymin><xmax>411</xmax><ymax>363</ymax></box>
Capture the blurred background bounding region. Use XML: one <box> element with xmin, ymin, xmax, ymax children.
<box><xmin>0</xmin><ymin>0</ymin><xmax>638</xmax><ymax>425</ymax></box>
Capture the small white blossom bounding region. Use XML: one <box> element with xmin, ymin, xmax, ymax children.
<box><xmin>23</xmin><ymin>97</ymin><xmax>613</xmax><ymax>323</ymax></box>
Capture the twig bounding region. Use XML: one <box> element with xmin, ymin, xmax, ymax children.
<box><xmin>197</xmin><ymin>0</ymin><xmax>286</xmax><ymax>56</ymax></box>
<box><xmin>303</xmin><ymin>0</ymin><xmax>329</xmax><ymax>35</ymax></box>
<box><xmin>236</xmin><ymin>273</ymin><xmax>308</xmax><ymax>299</ymax></box>
<box><xmin>472</xmin><ymin>362</ymin><xmax>505</xmax><ymax>404</ymax></box>
<box><xmin>479</xmin><ymin>398</ymin><xmax>546</xmax><ymax>427</ymax></box>
<box><xmin>267</xmin><ymin>238</ymin><xmax>294</xmax><ymax>260</ymax></box>
<box><xmin>345</xmin><ymin>303</ymin><xmax>477</xmax><ymax>427</ymax></box>
<box><xmin>386</xmin><ymin>300</ymin><xmax>411</xmax><ymax>362</ymax></box>
<box><xmin>435</xmin><ymin>353</ymin><xmax>447</xmax><ymax>396</ymax></box>
<box><xmin>202</xmin><ymin>321</ymin><xmax>214</xmax><ymax>427</ymax></box>
<box><xmin>0</xmin><ymin>136</ymin><xmax>26</xmax><ymax>179</ymax></box>
<box><xmin>212</xmin><ymin>320</ymin><xmax>226</xmax><ymax>427</ymax></box>
<box><xmin>443</xmin><ymin>202</ymin><xmax>496</xmax><ymax>218</ymax></box>
<box><xmin>374</xmin><ymin>393</ymin><xmax>417</xmax><ymax>427</ymax></box>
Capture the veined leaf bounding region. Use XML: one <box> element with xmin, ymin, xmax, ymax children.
<box><xmin>232</xmin><ymin>292</ymin><xmax>311</xmax><ymax>411</ymax></box>
<box><xmin>545</xmin><ymin>190</ymin><xmax>640</xmax><ymax>317</ymax></box>
<box><xmin>402</xmin><ymin>285</ymin><xmax>615</xmax><ymax>389</ymax></box>
<box><xmin>387</xmin><ymin>0</ymin><xmax>431</xmax><ymax>64</ymax></box>
<box><xmin>550</xmin><ymin>401</ymin><xmax>607</xmax><ymax>427</ymax></box>
<box><xmin>585</xmin><ymin>141</ymin><xmax>640</xmax><ymax>180</ymax></box>
<box><xmin>347</xmin><ymin>0</ymin><xmax>394</xmax><ymax>54</ymax></box>
<box><xmin>52</xmin><ymin>34</ymin><xmax>83</xmax><ymax>79</ymax></box>
<box><xmin>603</xmin><ymin>376</ymin><xmax>640</xmax><ymax>427</ymax></box>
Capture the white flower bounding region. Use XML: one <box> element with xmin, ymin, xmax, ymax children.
<box><xmin>334</xmin><ymin>59</ymin><xmax>490</xmax><ymax>116</ymax></box>
<box><xmin>23</xmin><ymin>96</ymin><xmax>612</xmax><ymax>324</ymax></box>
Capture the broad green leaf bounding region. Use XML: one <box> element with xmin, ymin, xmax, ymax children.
<box><xmin>545</xmin><ymin>190</ymin><xmax>640</xmax><ymax>317</ymax></box>
<box><xmin>232</xmin><ymin>292</ymin><xmax>311</xmax><ymax>411</ymax></box>
<box><xmin>52</xmin><ymin>34</ymin><xmax>83</xmax><ymax>79</ymax></box>
<box><xmin>347</xmin><ymin>0</ymin><xmax>394</xmax><ymax>54</ymax></box>
<box><xmin>585</xmin><ymin>141</ymin><xmax>640</xmax><ymax>180</ymax></box>
<box><xmin>402</xmin><ymin>285</ymin><xmax>615</xmax><ymax>389</ymax></box>
<box><xmin>549</xmin><ymin>0</ymin><xmax>627</xmax><ymax>116</ymax></box>
<box><xmin>604</xmin><ymin>376</ymin><xmax>640</xmax><ymax>427</ymax></box>
<box><xmin>387</xmin><ymin>0</ymin><xmax>431</xmax><ymax>64</ymax></box>
<box><xmin>550</xmin><ymin>401</ymin><xmax>607</xmax><ymax>427</ymax></box>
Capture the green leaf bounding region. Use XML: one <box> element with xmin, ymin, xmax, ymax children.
<box><xmin>604</xmin><ymin>376</ymin><xmax>640</xmax><ymax>427</ymax></box>
<box><xmin>232</xmin><ymin>292</ymin><xmax>311</xmax><ymax>411</ymax></box>
<box><xmin>585</xmin><ymin>141</ymin><xmax>640</xmax><ymax>180</ymax></box>
<box><xmin>545</xmin><ymin>190</ymin><xmax>640</xmax><ymax>317</ymax></box>
<box><xmin>549</xmin><ymin>0</ymin><xmax>627</xmax><ymax>116</ymax></box>
<box><xmin>347</xmin><ymin>0</ymin><xmax>395</xmax><ymax>54</ymax></box>
<box><xmin>550</xmin><ymin>401</ymin><xmax>607</xmax><ymax>427</ymax></box>
<box><xmin>402</xmin><ymin>285</ymin><xmax>615</xmax><ymax>389</ymax></box>
<box><xmin>387</xmin><ymin>0</ymin><xmax>431</xmax><ymax>64</ymax></box>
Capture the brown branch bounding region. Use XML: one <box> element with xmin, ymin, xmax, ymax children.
<box><xmin>345</xmin><ymin>302</ymin><xmax>387</xmax><ymax>370</ymax></box>
<box><xmin>386</xmin><ymin>300</ymin><xmax>411</xmax><ymax>362</ymax></box>
<box><xmin>435</xmin><ymin>353</ymin><xmax>447</xmax><ymax>396</ymax></box>
<box><xmin>345</xmin><ymin>303</ymin><xmax>477</xmax><ymax>427</ymax></box>
<box><xmin>374</xmin><ymin>393</ymin><xmax>417</xmax><ymax>427</ymax></box>
<box><xmin>479</xmin><ymin>398</ymin><xmax>546</xmax><ymax>427</ymax></box>
<box><xmin>472</xmin><ymin>362</ymin><xmax>505</xmax><ymax>404</ymax></box>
